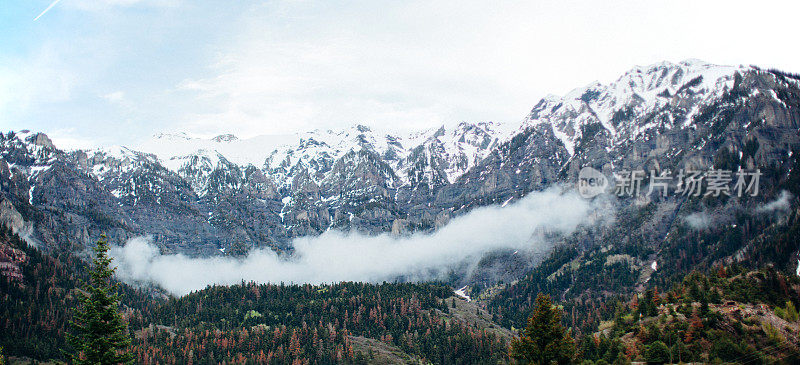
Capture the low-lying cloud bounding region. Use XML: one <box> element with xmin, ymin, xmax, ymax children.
<box><xmin>756</xmin><ymin>190</ymin><xmax>793</xmax><ymax>214</ymax></box>
<box><xmin>111</xmin><ymin>188</ymin><xmax>605</xmax><ymax>296</ymax></box>
<box><xmin>684</xmin><ymin>211</ymin><xmax>712</xmax><ymax>230</ymax></box>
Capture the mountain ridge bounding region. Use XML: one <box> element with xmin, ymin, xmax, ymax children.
<box><xmin>1</xmin><ymin>60</ymin><xmax>798</xmax><ymax>265</ymax></box>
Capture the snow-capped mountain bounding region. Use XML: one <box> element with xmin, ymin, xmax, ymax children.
<box><xmin>396</xmin><ymin>122</ymin><xmax>506</xmax><ymax>186</ymax></box>
<box><xmin>264</xmin><ymin>125</ymin><xmax>402</xmax><ymax>191</ymax></box>
<box><xmin>523</xmin><ymin>59</ymin><xmax>747</xmax><ymax>155</ymax></box>
<box><xmin>144</xmin><ymin>122</ymin><xmax>508</xmax><ymax>193</ymax></box>
<box><xmin>2</xmin><ymin>60</ymin><xmax>799</xmax><ymax>257</ymax></box>
<box><xmin>128</xmin><ymin>122</ymin><xmax>509</xmax><ymax>236</ymax></box>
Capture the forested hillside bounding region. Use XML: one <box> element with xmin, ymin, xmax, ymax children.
<box><xmin>577</xmin><ymin>267</ymin><xmax>800</xmax><ymax>363</ymax></box>
<box><xmin>0</xmin><ymin>226</ymin><xmax>508</xmax><ymax>364</ymax></box>
<box><xmin>487</xmin><ymin>141</ymin><xmax>800</xmax><ymax>336</ymax></box>
<box><xmin>4</xmin><ymin>222</ymin><xmax>799</xmax><ymax>364</ymax></box>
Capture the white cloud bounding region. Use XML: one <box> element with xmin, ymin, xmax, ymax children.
<box><xmin>111</xmin><ymin>188</ymin><xmax>607</xmax><ymax>295</ymax></box>
<box><xmin>684</xmin><ymin>211</ymin><xmax>711</xmax><ymax>230</ymax></box>
<box><xmin>757</xmin><ymin>190</ymin><xmax>793</xmax><ymax>214</ymax></box>
<box><xmin>102</xmin><ymin>91</ymin><xmax>125</xmax><ymax>103</ymax></box>
<box><xmin>177</xmin><ymin>30</ymin><xmax>470</xmax><ymax>136</ymax></box>
<box><xmin>5</xmin><ymin>0</ymin><xmax>800</xmax><ymax>143</ymax></box>
<box><xmin>171</xmin><ymin>0</ymin><xmax>800</xmax><ymax>139</ymax></box>
<box><xmin>47</xmin><ymin>127</ymin><xmax>97</xmax><ymax>150</ymax></box>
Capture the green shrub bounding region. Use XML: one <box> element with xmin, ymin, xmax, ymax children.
<box><xmin>645</xmin><ymin>341</ymin><xmax>670</xmax><ymax>364</ymax></box>
<box><xmin>711</xmin><ymin>338</ymin><xmax>746</xmax><ymax>362</ymax></box>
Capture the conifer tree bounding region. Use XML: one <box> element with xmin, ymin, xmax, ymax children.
<box><xmin>67</xmin><ymin>235</ymin><xmax>133</xmax><ymax>364</ymax></box>
<box><xmin>509</xmin><ymin>293</ymin><xmax>575</xmax><ymax>364</ymax></box>
<box><xmin>785</xmin><ymin>301</ymin><xmax>799</xmax><ymax>322</ymax></box>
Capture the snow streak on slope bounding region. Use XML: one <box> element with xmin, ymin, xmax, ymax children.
<box><xmin>454</xmin><ymin>286</ymin><xmax>471</xmax><ymax>302</ymax></box>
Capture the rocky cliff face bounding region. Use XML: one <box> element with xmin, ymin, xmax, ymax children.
<box><xmin>1</xmin><ymin>60</ymin><xmax>799</xmax><ymax>263</ymax></box>
<box><xmin>433</xmin><ymin>61</ymin><xmax>800</xmax><ymax>212</ymax></box>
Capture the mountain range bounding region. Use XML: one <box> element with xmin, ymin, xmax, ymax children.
<box><xmin>1</xmin><ymin>59</ymin><xmax>799</xmax><ymax>275</ymax></box>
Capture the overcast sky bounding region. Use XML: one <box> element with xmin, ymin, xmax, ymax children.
<box><xmin>1</xmin><ymin>0</ymin><xmax>798</xmax><ymax>149</ymax></box>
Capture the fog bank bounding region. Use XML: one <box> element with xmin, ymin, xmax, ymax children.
<box><xmin>111</xmin><ymin>188</ymin><xmax>604</xmax><ymax>295</ymax></box>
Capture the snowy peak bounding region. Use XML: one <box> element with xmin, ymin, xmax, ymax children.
<box><xmin>396</xmin><ymin>122</ymin><xmax>503</xmax><ymax>186</ymax></box>
<box><xmin>266</xmin><ymin>125</ymin><xmax>406</xmax><ymax>189</ymax></box>
<box><xmin>0</xmin><ymin>130</ymin><xmax>60</xmax><ymax>166</ymax></box>
<box><xmin>527</xmin><ymin>60</ymin><xmax>748</xmax><ymax>154</ymax></box>
<box><xmin>173</xmin><ymin>149</ymin><xmax>242</xmax><ymax>197</ymax></box>
<box><xmin>0</xmin><ymin>131</ymin><xmax>63</xmax><ymax>196</ymax></box>
<box><xmin>608</xmin><ymin>59</ymin><xmax>741</xmax><ymax>103</ymax></box>
<box><xmin>138</xmin><ymin>132</ymin><xmax>299</xmax><ymax>170</ymax></box>
<box><xmin>79</xmin><ymin>145</ymin><xmax>160</xmax><ymax>181</ymax></box>
<box><xmin>134</xmin><ymin>120</ymin><xmax>508</xmax><ymax>195</ymax></box>
<box><xmin>211</xmin><ymin>134</ymin><xmax>238</xmax><ymax>142</ymax></box>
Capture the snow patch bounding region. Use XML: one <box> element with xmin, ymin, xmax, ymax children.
<box><xmin>454</xmin><ymin>286</ymin><xmax>471</xmax><ymax>302</ymax></box>
<box><xmin>28</xmin><ymin>164</ymin><xmax>52</xmax><ymax>177</ymax></box>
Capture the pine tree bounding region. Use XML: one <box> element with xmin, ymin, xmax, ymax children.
<box><xmin>785</xmin><ymin>301</ymin><xmax>799</xmax><ymax>322</ymax></box>
<box><xmin>509</xmin><ymin>293</ymin><xmax>575</xmax><ymax>364</ymax></box>
<box><xmin>67</xmin><ymin>235</ymin><xmax>133</xmax><ymax>364</ymax></box>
